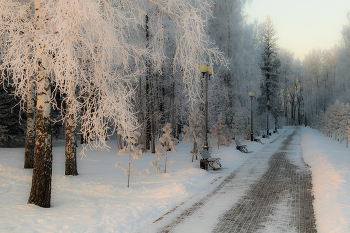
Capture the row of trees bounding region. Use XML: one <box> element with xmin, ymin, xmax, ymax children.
<box><xmin>300</xmin><ymin>13</ymin><xmax>350</xmax><ymax>129</ymax></box>
<box><xmin>0</xmin><ymin>0</ymin><xmax>230</xmax><ymax>208</ymax></box>
<box><xmin>0</xmin><ymin>0</ymin><xmax>298</xmax><ymax>208</ymax></box>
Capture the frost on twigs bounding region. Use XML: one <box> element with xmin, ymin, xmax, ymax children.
<box><xmin>0</xmin><ymin>0</ymin><xmax>144</xmax><ymax>155</ymax></box>
<box><xmin>210</xmin><ymin>113</ymin><xmax>231</xmax><ymax>149</ymax></box>
<box><xmin>183</xmin><ymin>109</ymin><xmax>209</xmax><ymax>162</ymax></box>
<box><xmin>115</xmin><ymin>130</ymin><xmax>148</xmax><ymax>188</ymax></box>
<box><xmin>151</xmin><ymin>123</ymin><xmax>178</xmax><ymax>173</ymax></box>
<box><xmin>231</xmin><ymin>108</ymin><xmax>249</xmax><ymax>139</ymax></box>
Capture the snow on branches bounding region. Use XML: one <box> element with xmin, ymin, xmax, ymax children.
<box><xmin>151</xmin><ymin>123</ymin><xmax>178</xmax><ymax>173</ymax></box>
<box><xmin>210</xmin><ymin>112</ymin><xmax>231</xmax><ymax>149</ymax></box>
<box><xmin>322</xmin><ymin>100</ymin><xmax>350</xmax><ymax>146</ymax></box>
<box><xmin>115</xmin><ymin>130</ymin><xmax>148</xmax><ymax>188</ymax></box>
<box><xmin>182</xmin><ymin>109</ymin><xmax>207</xmax><ymax>161</ymax></box>
<box><xmin>0</xmin><ymin>0</ymin><xmax>228</xmax><ymax>150</ymax></box>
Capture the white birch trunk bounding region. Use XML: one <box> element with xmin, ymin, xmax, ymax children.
<box><xmin>28</xmin><ymin>0</ymin><xmax>53</xmax><ymax>208</ymax></box>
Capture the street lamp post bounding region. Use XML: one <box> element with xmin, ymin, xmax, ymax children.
<box><xmin>249</xmin><ymin>92</ymin><xmax>255</xmax><ymax>141</ymax></box>
<box><xmin>200</xmin><ymin>64</ymin><xmax>211</xmax><ymax>150</ymax></box>
<box><xmin>266</xmin><ymin>102</ymin><xmax>270</xmax><ymax>136</ymax></box>
<box><xmin>274</xmin><ymin>106</ymin><xmax>278</xmax><ymax>132</ymax></box>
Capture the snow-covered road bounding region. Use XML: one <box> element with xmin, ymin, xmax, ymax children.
<box><xmin>140</xmin><ymin>128</ymin><xmax>316</xmax><ymax>233</ymax></box>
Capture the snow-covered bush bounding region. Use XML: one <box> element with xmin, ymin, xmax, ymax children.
<box><xmin>322</xmin><ymin>100</ymin><xmax>350</xmax><ymax>147</ymax></box>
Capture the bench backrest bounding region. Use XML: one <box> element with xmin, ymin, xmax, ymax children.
<box><xmin>199</xmin><ymin>150</ymin><xmax>211</xmax><ymax>160</ymax></box>
<box><xmin>235</xmin><ymin>139</ymin><xmax>242</xmax><ymax>146</ymax></box>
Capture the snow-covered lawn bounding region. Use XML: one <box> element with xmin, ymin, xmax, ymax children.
<box><xmin>301</xmin><ymin>127</ymin><xmax>350</xmax><ymax>233</ymax></box>
<box><xmin>0</xmin><ymin>131</ymin><xmax>271</xmax><ymax>233</ymax></box>
<box><xmin>1</xmin><ymin>127</ymin><xmax>349</xmax><ymax>232</ymax></box>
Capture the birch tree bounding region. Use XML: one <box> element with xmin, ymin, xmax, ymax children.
<box><xmin>1</xmin><ymin>0</ymin><xmax>144</xmax><ymax>207</ymax></box>
<box><xmin>1</xmin><ymin>0</ymin><xmax>228</xmax><ymax>207</ymax></box>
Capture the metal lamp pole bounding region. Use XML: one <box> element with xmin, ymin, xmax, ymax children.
<box><xmin>266</xmin><ymin>102</ymin><xmax>270</xmax><ymax>136</ymax></box>
<box><xmin>249</xmin><ymin>92</ymin><xmax>255</xmax><ymax>141</ymax></box>
<box><xmin>275</xmin><ymin>106</ymin><xmax>278</xmax><ymax>132</ymax></box>
<box><xmin>200</xmin><ymin>64</ymin><xmax>209</xmax><ymax>150</ymax></box>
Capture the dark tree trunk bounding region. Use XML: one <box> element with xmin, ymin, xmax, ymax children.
<box><xmin>24</xmin><ymin>79</ymin><xmax>36</xmax><ymax>169</ymax></box>
<box><xmin>65</xmin><ymin>100</ymin><xmax>78</xmax><ymax>176</ymax></box>
<box><xmin>144</xmin><ymin>14</ymin><xmax>151</xmax><ymax>151</ymax></box>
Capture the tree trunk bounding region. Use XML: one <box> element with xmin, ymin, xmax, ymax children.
<box><xmin>24</xmin><ymin>78</ymin><xmax>36</xmax><ymax>169</ymax></box>
<box><xmin>28</xmin><ymin>0</ymin><xmax>52</xmax><ymax>208</ymax></box>
<box><xmin>28</xmin><ymin>65</ymin><xmax>52</xmax><ymax>208</ymax></box>
<box><xmin>23</xmin><ymin>0</ymin><xmax>36</xmax><ymax>169</ymax></box>
<box><xmin>65</xmin><ymin>96</ymin><xmax>78</xmax><ymax>176</ymax></box>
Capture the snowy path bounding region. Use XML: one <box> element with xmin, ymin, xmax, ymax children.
<box><xmin>140</xmin><ymin>128</ymin><xmax>316</xmax><ymax>233</ymax></box>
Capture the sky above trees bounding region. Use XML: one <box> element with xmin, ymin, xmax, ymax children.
<box><xmin>245</xmin><ymin>0</ymin><xmax>350</xmax><ymax>61</ymax></box>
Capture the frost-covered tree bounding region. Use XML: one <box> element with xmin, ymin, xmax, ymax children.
<box><xmin>231</xmin><ymin>108</ymin><xmax>248</xmax><ymax>138</ymax></box>
<box><xmin>209</xmin><ymin>0</ymin><xmax>262</xmax><ymax>125</ymax></box>
<box><xmin>116</xmin><ymin>130</ymin><xmax>147</xmax><ymax>188</ymax></box>
<box><xmin>183</xmin><ymin>109</ymin><xmax>205</xmax><ymax>162</ymax></box>
<box><xmin>1</xmin><ymin>0</ymin><xmax>229</xmax><ymax>207</ymax></box>
<box><xmin>152</xmin><ymin>123</ymin><xmax>178</xmax><ymax>173</ymax></box>
<box><xmin>258</xmin><ymin>16</ymin><xmax>280</xmax><ymax>115</ymax></box>
<box><xmin>210</xmin><ymin>112</ymin><xmax>231</xmax><ymax>149</ymax></box>
<box><xmin>339</xmin><ymin>103</ymin><xmax>350</xmax><ymax>144</ymax></box>
<box><xmin>1</xmin><ymin>0</ymin><xmax>144</xmax><ymax>207</ymax></box>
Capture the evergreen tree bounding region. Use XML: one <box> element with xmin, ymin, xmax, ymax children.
<box><xmin>258</xmin><ymin>16</ymin><xmax>280</xmax><ymax>115</ymax></box>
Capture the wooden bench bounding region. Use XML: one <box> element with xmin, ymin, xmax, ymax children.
<box><xmin>253</xmin><ymin>134</ymin><xmax>263</xmax><ymax>144</ymax></box>
<box><xmin>199</xmin><ymin>150</ymin><xmax>221</xmax><ymax>171</ymax></box>
<box><xmin>234</xmin><ymin>139</ymin><xmax>248</xmax><ymax>153</ymax></box>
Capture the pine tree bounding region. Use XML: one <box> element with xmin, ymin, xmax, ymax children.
<box><xmin>258</xmin><ymin>16</ymin><xmax>280</xmax><ymax>116</ymax></box>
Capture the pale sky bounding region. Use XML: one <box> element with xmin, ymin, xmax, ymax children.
<box><xmin>244</xmin><ymin>0</ymin><xmax>350</xmax><ymax>61</ymax></box>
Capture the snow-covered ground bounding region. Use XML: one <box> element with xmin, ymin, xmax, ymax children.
<box><xmin>301</xmin><ymin>127</ymin><xmax>350</xmax><ymax>233</ymax></box>
<box><xmin>0</xmin><ymin>126</ymin><xmax>349</xmax><ymax>232</ymax></box>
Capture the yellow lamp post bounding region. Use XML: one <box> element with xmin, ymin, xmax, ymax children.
<box><xmin>200</xmin><ymin>64</ymin><xmax>211</xmax><ymax>150</ymax></box>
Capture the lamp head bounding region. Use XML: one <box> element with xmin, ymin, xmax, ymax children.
<box><xmin>248</xmin><ymin>92</ymin><xmax>255</xmax><ymax>97</ymax></box>
<box><xmin>207</xmin><ymin>66</ymin><xmax>213</xmax><ymax>75</ymax></box>
<box><xmin>200</xmin><ymin>64</ymin><xmax>208</xmax><ymax>73</ymax></box>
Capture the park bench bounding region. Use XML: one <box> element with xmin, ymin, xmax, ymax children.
<box><xmin>234</xmin><ymin>138</ymin><xmax>248</xmax><ymax>153</ymax></box>
<box><xmin>253</xmin><ymin>134</ymin><xmax>263</xmax><ymax>144</ymax></box>
<box><xmin>199</xmin><ymin>150</ymin><xmax>221</xmax><ymax>171</ymax></box>
<box><xmin>254</xmin><ymin>138</ymin><xmax>263</xmax><ymax>144</ymax></box>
